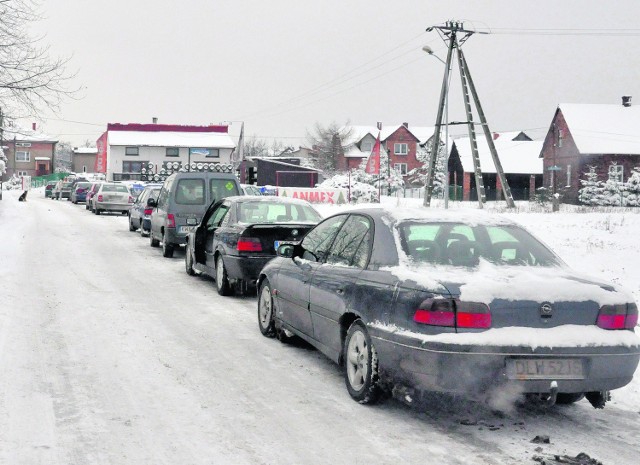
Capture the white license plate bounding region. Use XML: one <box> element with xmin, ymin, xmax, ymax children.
<box><xmin>506</xmin><ymin>358</ymin><xmax>584</xmax><ymax>380</ymax></box>
<box><xmin>179</xmin><ymin>226</ymin><xmax>196</xmax><ymax>233</ymax></box>
<box><xmin>274</xmin><ymin>240</ymin><xmax>297</xmax><ymax>249</ymax></box>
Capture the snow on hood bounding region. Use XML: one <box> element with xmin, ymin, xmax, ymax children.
<box><xmin>369</xmin><ymin>322</ymin><xmax>640</xmax><ymax>350</ymax></box>
<box><xmin>382</xmin><ymin>260</ymin><xmax>634</xmax><ymax>306</ymax></box>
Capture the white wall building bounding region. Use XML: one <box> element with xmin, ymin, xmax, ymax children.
<box><xmin>97</xmin><ymin>123</ymin><xmax>236</xmax><ymax>181</ymax></box>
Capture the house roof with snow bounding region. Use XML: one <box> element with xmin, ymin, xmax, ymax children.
<box><xmin>559</xmin><ymin>103</ymin><xmax>640</xmax><ymax>155</ymax></box>
<box><xmin>105</xmin><ymin>123</ymin><xmax>236</xmax><ymax>149</ymax></box>
<box><xmin>73</xmin><ymin>147</ymin><xmax>98</xmax><ymax>154</ymax></box>
<box><xmin>1</xmin><ymin>126</ymin><xmax>58</xmax><ymax>143</ymax></box>
<box><xmin>455</xmin><ymin>132</ymin><xmax>543</xmax><ymax>175</ymax></box>
<box><xmin>344</xmin><ymin>124</ymin><xmax>452</xmax><ymax>158</ymax></box>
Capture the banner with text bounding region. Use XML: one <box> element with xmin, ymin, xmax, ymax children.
<box><xmin>277</xmin><ymin>187</ymin><xmax>347</xmax><ymax>204</ymax></box>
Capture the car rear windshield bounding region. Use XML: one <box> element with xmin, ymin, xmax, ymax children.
<box><xmin>102</xmin><ymin>184</ymin><xmax>129</xmax><ymax>193</ymax></box>
<box><xmin>211</xmin><ymin>178</ymin><xmax>240</xmax><ymax>202</ymax></box>
<box><xmin>175</xmin><ymin>179</ymin><xmax>205</xmax><ymax>205</ymax></box>
<box><xmin>62</xmin><ymin>182</ymin><xmax>74</xmax><ymax>188</ymax></box>
<box><xmin>76</xmin><ymin>182</ymin><xmax>92</xmax><ymax>189</ymax></box>
<box><xmin>398</xmin><ymin>221</ymin><xmax>561</xmax><ymax>267</ymax></box>
<box><xmin>237</xmin><ymin>201</ymin><xmax>321</xmax><ymax>224</ymax></box>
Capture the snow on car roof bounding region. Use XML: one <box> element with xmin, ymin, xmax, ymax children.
<box><xmin>349</xmin><ymin>205</ymin><xmax>516</xmax><ymax>227</ymax></box>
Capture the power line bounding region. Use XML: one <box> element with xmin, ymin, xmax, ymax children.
<box><xmin>235</xmin><ymin>32</ymin><xmax>432</xmax><ymax>121</ymax></box>
<box><xmin>486</xmin><ymin>27</ymin><xmax>640</xmax><ymax>36</ymax></box>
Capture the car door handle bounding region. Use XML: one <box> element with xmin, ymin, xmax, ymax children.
<box><xmin>336</xmin><ymin>287</ymin><xmax>345</xmax><ymax>295</ymax></box>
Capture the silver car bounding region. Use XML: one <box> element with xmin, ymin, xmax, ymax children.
<box><xmin>92</xmin><ymin>183</ymin><xmax>133</xmax><ymax>215</ymax></box>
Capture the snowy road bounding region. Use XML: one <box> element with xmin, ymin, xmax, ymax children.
<box><xmin>1</xmin><ymin>190</ymin><xmax>639</xmax><ymax>465</ymax></box>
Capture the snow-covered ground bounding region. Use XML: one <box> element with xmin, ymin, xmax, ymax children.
<box><xmin>1</xmin><ymin>188</ymin><xmax>639</xmax><ymax>465</ymax></box>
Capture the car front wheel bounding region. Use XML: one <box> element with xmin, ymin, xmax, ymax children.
<box><xmin>344</xmin><ymin>320</ymin><xmax>383</xmax><ymax>404</ymax></box>
<box><xmin>258</xmin><ymin>279</ymin><xmax>276</xmax><ymax>337</ymax></box>
<box><xmin>215</xmin><ymin>254</ymin><xmax>231</xmax><ymax>296</ymax></box>
<box><xmin>128</xmin><ymin>215</ymin><xmax>136</xmax><ymax>232</ymax></box>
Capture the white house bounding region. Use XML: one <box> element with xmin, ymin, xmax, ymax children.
<box><xmin>96</xmin><ymin>123</ymin><xmax>236</xmax><ymax>181</ymax></box>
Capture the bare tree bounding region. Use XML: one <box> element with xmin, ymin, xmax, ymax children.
<box><xmin>0</xmin><ymin>0</ymin><xmax>76</xmax><ymax>117</ymax></box>
<box><xmin>306</xmin><ymin>122</ymin><xmax>353</xmax><ymax>174</ymax></box>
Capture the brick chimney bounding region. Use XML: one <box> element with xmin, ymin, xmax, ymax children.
<box><xmin>32</xmin><ymin>122</ymin><xmax>36</xmax><ymax>130</ymax></box>
<box><xmin>402</xmin><ymin>122</ymin><xmax>409</xmax><ymax>128</ymax></box>
<box><xmin>152</xmin><ymin>117</ymin><xmax>158</xmax><ymax>124</ymax></box>
<box><xmin>493</xmin><ymin>132</ymin><xmax>500</xmax><ymax>140</ymax></box>
<box><xmin>622</xmin><ymin>96</ymin><xmax>632</xmax><ymax>107</ymax></box>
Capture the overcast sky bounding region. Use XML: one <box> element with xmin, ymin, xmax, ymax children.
<box><xmin>24</xmin><ymin>0</ymin><xmax>640</xmax><ymax>147</ymax></box>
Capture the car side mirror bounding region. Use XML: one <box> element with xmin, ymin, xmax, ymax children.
<box><xmin>147</xmin><ymin>198</ymin><xmax>157</xmax><ymax>207</ymax></box>
<box><xmin>277</xmin><ymin>244</ymin><xmax>295</xmax><ymax>258</ymax></box>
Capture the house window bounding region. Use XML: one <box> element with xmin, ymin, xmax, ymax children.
<box><xmin>361</xmin><ymin>142</ymin><xmax>373</xmax><ymax>152</ymax></box>
<box><xmin>557</xmin><ymin>129</ymin><xmax>564</xmax><ymax>148</ymax></box>
<box><xmin>608</xmin><ymin>164</ymin><xmax>623</xmax><ymax>183</ymax></box>
<box><xmin>82</xmin><ymin>165</ymin><xmax>87</xmax><ymax>173</ymax></box>
<box><xmin>17</xmin><ymin>171</ymin><xmax>28</xmax><ymax>176</ymax></box>
<box><xmin>566</xmin><ymin>164</ymin><xmax>571</xmax><ymax>187</ymax></box>
<box><xmin>15</xmin><ymin>151</ymin><xmax>30</xmax><ymax>162</ymax></box>
<box><xmin>189</xmin><ymin>147</ymin><xmax>219</xmax><ymax>158</ymax></box>
<box><xmin>125</xmin><ymin>147</ymin><xmax>139</xmax><ymax>156</ymax></box>
<box><xmin>166</xmin><ymin>147</ymin><xmax>179</xmax><ymax>157</ymax></box>
<box><xmin>394</xmin><ymin>163</ymin><xmax>408</xmax><ymax>175</ymax></box>
<box><xmin>123</xmin><ymin>160</ymin><xmax>148</xmax><ymax>173</ymax></box>
<box><xmin>394</xmin><ymin>143</ymin><xmax>408</xmax><ymax>155</ymax></box>
<box><xmin>16</xmin><ymin>142</ymin><xmax>31</xmax><ymax>147</ymax></box>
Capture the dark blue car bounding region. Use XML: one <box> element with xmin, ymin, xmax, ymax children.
<box><xmin>257</xmin><ymin>207</ymin><xmax>639</xmax><ymax>408</ymax></box>
<box><xmin>70</xmin><ymin>182</ymin><xmax>93</xmax><ymax>204</ymax></box>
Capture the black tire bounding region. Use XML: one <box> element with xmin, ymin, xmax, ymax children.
<box><xmin>162</xmin><ymin>231</ymin><xmax>174</xmax><ymax>258</ymax></box>
<box><xmin>128</xmin><ymin>215</ymin><xmax>137</xmax><ymax>232</ymax></box>
<box><xmin>150</xmin><ymin>231</ymin><xmax>160</xmax><ymax>247</ymax></box>
<box><xmin>258</xmin><ymin>279</ymin><xmax>276</xmax><ymax>337</ymax></box>
<box><xmin>215</xmin><ymin>254</ymin><xmax>231</xmax><ymax>296</ymax></box>
<box><xmin>185</xmin><ymin>242</ymin><xmax>195</xmax><ymax>275</ymax></box>
<box><xmin>556</xmin><ymin>393</ymin><xmax>585</xmax><ymax>405</ymax></box>
<box><xmin>343</xmin><ymin>320</ymin><xmax>383</xmax><ymax>404</ymax></box>
<box><xmin>95</xmin><ymin>209</ymin><xmax>101</xmax><ymax>215</ymax></box>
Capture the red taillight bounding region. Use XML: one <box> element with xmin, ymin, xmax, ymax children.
<box><xmin>237</xmin><ymin>237</ymin><xmax>263</xmax><ymax>252</ymax></box>
<box><xmin>598</xmin><ymin>303</ymin><xmax>638</xmax><ymax>330</ymax></box>
<box><xmin>97</xmin><ymin>195</ymin><xmax>103</xmax><ymax>202</ymax></box>
<box><xmin>414</xmin><ymin>299</ymin><xmax>455</xmax><ymax>327</ymax></box>
<box><xmin>167</xmin><ymin>214</ymin><xmax>176</xmax><ymax>228</ymax></box>
<box><xmin>456</xmin><ymin>301</ymin><xmax>492</xmax><ymax>328</ymax></box>
<box><xmin>128</xmin><ymin>196</ymin><xmax>134</xmax><ymax>203</ymax></box>
<box><xmin>414</xmin><ymin>298</ymin><xmax>491</xmax><ymax>329</ymax></box>
<box><xmin>144</xmin><ymin>208</ymin><xmax>153</xmax><ymax>216</ymax></box>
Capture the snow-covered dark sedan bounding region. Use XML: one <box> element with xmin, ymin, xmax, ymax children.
<box><xmin>185</xmin><ymin>196</ymin><xmax>322</xmax><ymax>296</ymax></box>
<box><xmin>257</xmin><ymin>206</ymin><xmax>640</xmax><ymax>408</ymax></box>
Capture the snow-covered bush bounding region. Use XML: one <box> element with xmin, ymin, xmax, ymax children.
<box><xmin>318</xmin><ymin>174</ymin><xmax>378</xmax><ymax>203</ymax></box>
<box><xmin>407</xmin><ymin>140</ymin><xmax>446</xmax><ymax>197</ymax></box>
<box><xmin>578</xmin><ymin>166</ymin><xmax>603</xmax><ymax>205</ymax></box>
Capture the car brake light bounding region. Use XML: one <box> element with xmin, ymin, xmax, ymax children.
<box><xmin>598</xmin><ymin>303</ymin><xmax>638</xmax><ymax>330</ymax></box>
<box><xmin>144</xmin><ymin>208</ymin><xmax>153</xmax><ymax>216</ymax></box>
<box><xmin>97</xmin><ymin>195</ymin><xmax>103</xmax><ymax>201</ymax></box>
<box><xmin>414</xmin><ymin>298</ymin><xmax>455</xmax><ymax>327</ymax></box>
<box><xmin>128</xmin><ymin>196</ymin><xmax>134</xmax><ymax>203</ymax></box>
<box><xmin>456</xmin><ymin>301</ymin><xmax>492</xmax><ymax>328</ymax></box>
<box><xmin>167</xmin><ymin>214</ymin><xmax>176</xmax><ymax>228</ymax></box>
<box><xmin>237</xmin><ymin>237</ymin><xmax>263</xmax><ymax>252</ymax></box>
<box><xmin>414</xmin><ymin>298</ymin><xmax>491</xmax><ymax>329</ymax></box>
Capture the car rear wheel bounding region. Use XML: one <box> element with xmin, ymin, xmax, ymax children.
<box><xmin>150</xmin><ymin>231</ymin><xmax>160</xmax><ymax>247</ymax></box>
<box><xmin>162</xmin><ymin>231</ymin><xmax>174</xmax><ymax>258</ymax></box>
<box><xmin>185</xmin><ymin>243</ymin><xmax>195</xmax><ymax>275</ymax></box>
<box><xmin>215</xmin><ymin>254</ymin><xmax>231</xmax><ymax>296</ymax></box>
<box><xmin>344</xmin><ymin>320</ymin><xmax>383</xmax><ymax>404</ymax></box>
<box><xmin>95</xmin><ymin>209</ymin><xmax>101</xmax><ymax>215</ymax></box>
<box><xmin>556</xmin><ymin>393</ymin><xmax>585</xmax><ymax>405</ymax></box>
<box><xmin>258</xmin><ymin>279</ymin><xmax>276</xmax><ymax>337</ymax></box>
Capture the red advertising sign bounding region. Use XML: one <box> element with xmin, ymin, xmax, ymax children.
<box><xmin>95</xmin><ymin>132</ymin><xmax>108</xmax><ymax>173</ymax></box>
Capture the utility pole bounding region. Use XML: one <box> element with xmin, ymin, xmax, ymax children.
<box><xmin>423</xmin><ymin>21</ymin><xmax>515</xmax><ymax>208</ymax></box>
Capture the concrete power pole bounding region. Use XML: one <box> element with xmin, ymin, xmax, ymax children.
<box><xmin>423</xmin><ymin>21</ymin><xmax>515</xmax><ymax>208</ymax></box>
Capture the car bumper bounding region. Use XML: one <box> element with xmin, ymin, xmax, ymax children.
<box><xmin>369</xmin><ymin>327</ymin><xmax>640</xmax><ymax>394</ymax></box>
<box><xmin>95</xmin><ymin>201</ymin><xmax>131</xmax><ymax>212</ymax></box>
<box><xmin>223</xmin><ymin>255</ymin><xmax>274</xmax><ymax>284</ymax></box>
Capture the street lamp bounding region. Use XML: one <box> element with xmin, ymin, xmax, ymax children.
<box><xmin>423</xmin><ymin>45</ymin><xmax>451</xmax><ymax>208</ymax></box>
